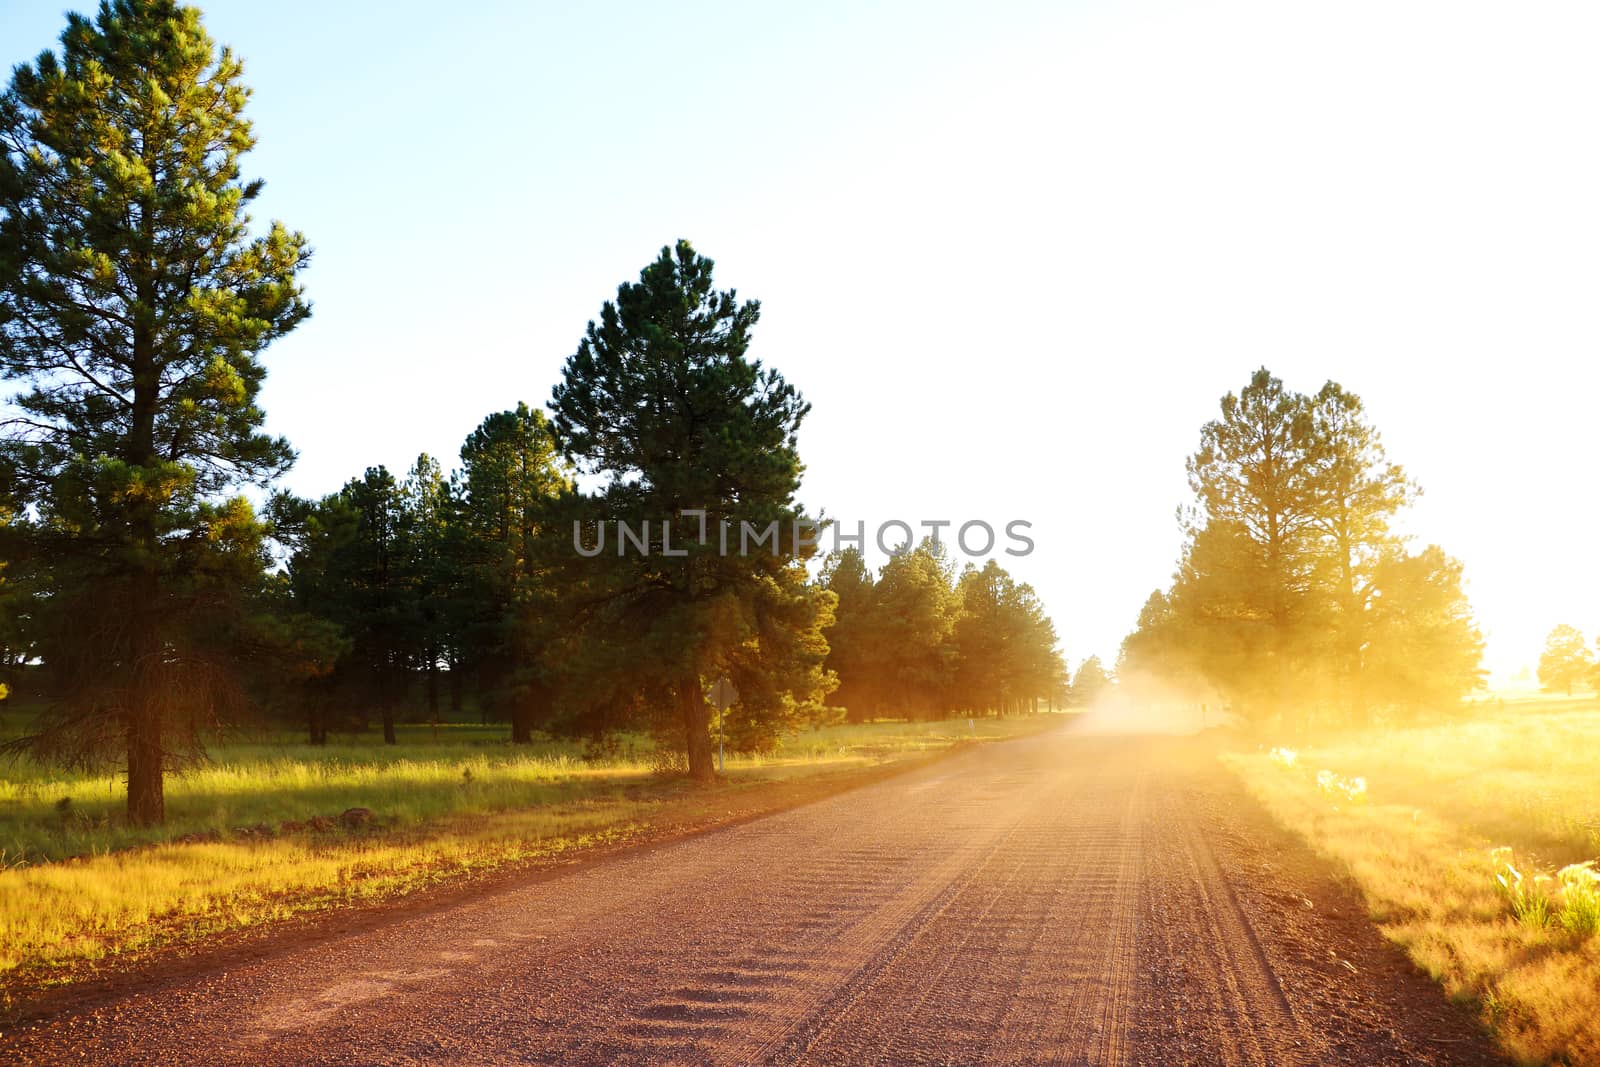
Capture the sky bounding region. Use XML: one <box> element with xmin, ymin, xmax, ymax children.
<box><xmin>3</xmin><ymin>0</ymin><xmax>1598</xmax><ymax>680</ymax></box>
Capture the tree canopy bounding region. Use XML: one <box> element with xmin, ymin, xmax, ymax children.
<box><xmin>1071</xmin><ymin>656</ymin><xmax>1112</xmax><ymax>706</ymax></box>
<box><xmin>1122</xmin><ymin>368</ymin><xmax>1483</xmax><ymax>729</ymax></box>
<box><xmin>547</xmin><ymin>241</ymin><xmax>829</xmax><ymax>778</ymax></box>
<box><xmin>1538</xmin><ymin>624</ymin><xmax>1594</xmax><ymax>697</ymax></box>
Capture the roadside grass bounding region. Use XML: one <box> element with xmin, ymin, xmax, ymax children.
<box><xmin>0</xmin><ymin>724</ymin><xmax>654</xmax><ymax>865</ymax></box>
<box><xmin>1227</xmin><ymin>698</ymin><xmax>1600</xmax><ymax>1065</ymax></box>
<box><xmin>0</xmin><ymin>714</ymin><xmax>1058</xmax><ymax>1006</ymax></box>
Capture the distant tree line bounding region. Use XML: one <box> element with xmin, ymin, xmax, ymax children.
<box><xmin>268</xmin><ymin>403</ymin><xmax>571</xmax><ymax>748</ymax></box>
<box><xmin>0</xmin><ymin>2</ymin><xmax>1069</xmax><ymax>823</ymax></box>
<box><xmin>1120</xmin><ymin>369</ymin><xmax>1485</xmax><ymax>730</ymax></box>
<box><xmin>820</xmin><ymin>543</ymin><xmax>1068</xmax><ymax>720</ymax></box>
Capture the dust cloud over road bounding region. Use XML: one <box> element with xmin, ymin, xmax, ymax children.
<box><xmin>2</xmin><ymin>727</ymin><xmax>1502</xmax><ymax>1065</ymax></box>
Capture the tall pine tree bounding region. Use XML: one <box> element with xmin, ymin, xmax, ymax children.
<box><xmin>456</xmin><ymin>404</ymin><xmax>570</xmax><ymax>741</ymax></box>
<box><xmin>1185</xmin><ymin>368</ymin><xmax>1318</xmax><ymax>723</ymax></box>
<box><xmin>1303</xmin><ymin>382</ymin><xmax>1417</xmax><ymax>725</ymax></box>
<box><xmin>550</xmin><ymin>241</ymin><xmax>824</xmax><ymax>779</ymax></box>
<box><xmin>0</xmin><ymin>1</ymin><xmax>309</xmax><ymax>822</ymax></box>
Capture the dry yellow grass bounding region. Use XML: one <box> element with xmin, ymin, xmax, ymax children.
<box><xmin>1229</xmin><ymin>698</ymin><xmax>1600</xmax><ymax>1065</ymax></box>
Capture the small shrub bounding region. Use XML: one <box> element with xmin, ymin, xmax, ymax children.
<box><xmin>1315</xmin><ymin>769</ymin><xmax>1367</xmax><ymax>805</ymax></box>
<box><xmin>1516</xmin><ymin>881</ymin><xmax>1554</xmax><ymax>929</ymax></box>
<box><xmin>1556</xmin><ymin>861</ymin><xmax>1600</xmax><ymax>936</ymax></box>
<box><xmin>1493</xmin><ymin>851</ymin><xmax>1555</xmax><ymax>929</ymax></box>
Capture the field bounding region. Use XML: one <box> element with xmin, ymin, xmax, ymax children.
<box><xmin>0</xmin><ymin>715</ymin><xmax>1060</xmax><ymax>1008</ymax></box>
<box><xmin>1228</xmin><ymin>697</ymin><xmax>1600</xmax><ymax>1065</ymax></box>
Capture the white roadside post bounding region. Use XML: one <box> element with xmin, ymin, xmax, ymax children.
<box><xmin>709</xmin><ymin>676</ymin><xmax>739</xmax><ymax>775</ymax></box>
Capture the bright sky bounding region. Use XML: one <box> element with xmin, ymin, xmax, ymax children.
<box><xmin>5</xmin><ymin>0</ymin><xmax>1598</xmax><ymax>680</ymax></box>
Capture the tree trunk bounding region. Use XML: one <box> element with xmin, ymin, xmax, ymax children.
<box><xmin>126</xmin><ymin>556</ymin><xmax>165</xmax><ymax>826</ymax></box>
<box><xmin>449</xmin><ymin>654</ymin><xmax>463</xmax><ymax>716</ymax></box>
<box><xmin>126</xmin><ymin>698</ymin><xmax>164</xmax><ymax>826</ymax></box>
<box><xmin>680</xmin><ymin>676</ymin><xmax>714</xmax><ymax>781</ymax></box>
<box><xmin>426</xmin><ymin>643</ymin><xmax>439</xmax><ymax>721</ymax></box>
<box><xmin>511</xmin><ymin>698</ymin><xmax>534</xmax><ymax>744</ymax></box>
<box><xmin>308</xmin><ymin>703</ymin><xmax>327</xmax><ymax>746</ymax></box>
<box><xmin>517</xmin><ymin>678</ymin><xmax>552</xmax><ymax>745</ymax></box>
<box><xmin>125</xmin><ymin>154</ymin><xmax>165</xmax><ymax>828</ymax></box>
<box><xmin>1349</xmin><ymin>643</ymin><xmax>1369</xmax><ymax>729</ymax></box>
<box><xmin>378</xmin><ymin>648</ymin><xmax>398</xmax><ymax>744</ymax></box>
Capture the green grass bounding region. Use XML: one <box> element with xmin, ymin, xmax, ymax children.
<box><xmin>1</xmin><ymin>724</ymin><xmax>648</xmax><ymax>865</ymax></box>
<box><xmin>0</xmin><ymin>714</ymin><xmax>1061</xmax><ymax>1004</ymax></box>
<box><xmin>1228</xmin><ymin>697</ymin><xmax>1600</xmax><ymax>1065</ymax></box>
<box><xmin>0</xmin><ymin>718</ymin><xmax>1041</xmax><ymax>864</ymax></box>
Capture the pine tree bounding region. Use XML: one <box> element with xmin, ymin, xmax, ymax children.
<box><xmin>823</xmin><ymin>546</ymin><xmax>1064</xmax><ymax>721</ymax></box>
<box><xmin>549</xmin><ymin>241</ymin><xmax>820</xmax><ymax>779</ymax></box>
<box><xmin>0</xmin><ymin>1</ymin><xmax>309</xmax><ymax>822</ymax></box>
<box><xmin>282</xmin><ymin>469</ymin><xmax>410</xmax><ymax>744</ymax></box>
<box><xmin>1071</xmin><ymin>656</ymin><xmax>1112</xmax><ymax>706</ymax></box>
<box><xmin>1185</xmin><ymin>368</ymin><xmax>1317</xmax><ymax>723</ymax></box>
<box><xmin>1303</xmin><ymin>381</ymin><xmax>1417</xmax><ymax>726</ymax></box>
<box><xmin>456</xmin><ymin>404</ymin><xmax>570</xmax><ymax>741</ymax></box>
<box><xmin>1127</xmin><ymin>370</ymin><xmax>1484</xmax><ymax>729</ymax></box>
<box><xmin>401</xmin><ymin>455</ymin><xmax>453</xmax><ymax>727</ymax></box>
<box><xmin>952</xmin><ymin>560</ymin><xmax>1018</xmax><ymax>715</ymax></box>
<box><xmin>1006</xmin><ymin>579</ymin><xmax>1065</xmax><ymax>712</ymax></box>
<box><xmin>1538</xmin><ymin>624</ymin><xmax>1594</xmax><ymax>697</ymax></box>
<box><xmin>1117</xmin><ymin>590</ymin><xmax>1191</xmax><ymax>691</ymax></box>
<box><xmin>872</xmin><ymin>541</ymin><xmax>960</xmax><ymax>719</ymax></box>
<box><xmin>1363</xmin><ymin>547</ymin><xmax>1484</xmax><ymax>713</ymax></box>
<box><xmin>819</xmin><ymin>548</ymin><xmax>880</xmax><ymax>722</ymax></box>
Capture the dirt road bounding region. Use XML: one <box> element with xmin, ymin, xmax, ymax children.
<box><xmin>2</xmin><ymin>728</ymin><xmax>1502</xmax><ymax>1065</ymax></box>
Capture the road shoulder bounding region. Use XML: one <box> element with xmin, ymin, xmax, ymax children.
<box><xmin>1178</xmin><ymin>739</ymin><xmax>1505</xmax><ymax>1064</ymax></box>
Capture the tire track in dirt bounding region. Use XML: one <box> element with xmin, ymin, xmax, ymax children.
<box><xmin>1132</xmin><ymin>773</ymin><xmax>1311</xmax><ymax>1065</ymax></box>
<box><xmin>752</xmin><ymin>772</ymin><xmax>1059</xmax><ymax>1064</ymax></box>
